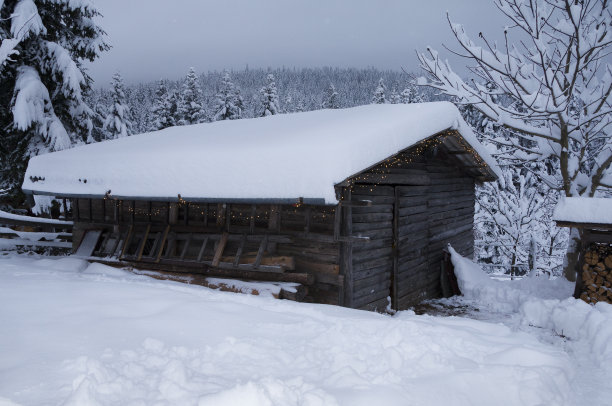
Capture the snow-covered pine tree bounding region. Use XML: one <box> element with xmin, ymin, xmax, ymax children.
<box><xmin>0</xmin><ymin>0</ymin><xmax>108</xmax><ymax>202</ymax></box>
<box><xmin>418</xmin><ymin>0</ymin><xmax>612</xmax><ymax>279</ymax></box>
<box><xmin>151</xmin><ymin>79</ymin><xmax>175</xmax><ymax>130</ymax></box>
<box><xmin>389</xmin><ymin>86</ymin><xmax>401</xmax><ymax>104</ymax></box>
<box><xmin>400</xmin><ymin>86</ymin><xmax>422</xmax><ymax>104</ymax></box>
<box><xmin>177</xmin><ymin>67</ymin><xmax>205</xmax><ymax>125</ymax></box>
<box><xmin>372</xmin><ymin>78</ymin><xmax>386</xmax><ymax>104</ymax></box>
<box><xmin>259</xmin><ymin>73</ymin><xmax>280</xmax><ymax>116</ymax></box>
<box><xmin>211</xmin><ymin>71</ymin><xmax>243</xmax><ymax>121</ymax></box>
<box><xmin>103</xmin><ymin>72</ymin><xmax>132</xmax><ymax>139</ymax></box>
<box><xmin>322</xmin><ymin>83</ymin><xmax>339</xmax><ymax>109</ymax></box>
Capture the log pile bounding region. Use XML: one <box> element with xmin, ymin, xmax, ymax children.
<box><xmin>580</xmin><ymin>243</ymin><xmax>612</xmax><ymax>304</ymax></box>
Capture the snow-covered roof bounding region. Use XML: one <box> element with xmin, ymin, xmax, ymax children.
<box><xmin>553</xmin><ymin>197</ymin><xmax>612</xmax><ymax>226</ymax></box>
<box><xmin>23</xmin><ymin>102</ymin><xmax>501</xmax><ymax>204</ymax></box>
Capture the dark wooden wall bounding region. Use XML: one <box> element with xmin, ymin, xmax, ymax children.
<box><xmin>345</xmin><ymin>144</ymin><xmax>476</xmax><ymax>311</ymax></box>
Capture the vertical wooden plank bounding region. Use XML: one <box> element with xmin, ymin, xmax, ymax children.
<box><xmin>340</xmin><ymin>187</ymin><xmax>353</xmax><ymax>307</ymax></box>
<box><xmin>196</xmin><ymin>237</ymin><xmax>209</xmax><ymax>262</ymax></box>
<box><xmin>102</xmin><ymin>198</ymin><xmax>107</xmax><ymax>221</ymax></box>
<box><xmin>130</xmin><ymin>200</ymin><xmax>135</xmax><ymax>224</ymax></box>
<box><xmin>147</xmin><ymin>201</ymin><xmax>152</xmax><ymax>222</ymax></box>
<box><xmin>88</xmin><ymin>199</ymin><xmax>93</xmax><ymax>222</ymax></box>
<box><xmin>233</xmin><ymin>234</ymin><xmax>247</xmax><ymax>267</ymax></box>
<box><xmin>119</xmin><ymin>200</ymin><xmax>124</xmax><ymax>223</ymax></box>
<box><xmin>333</xmin><ymin>204</ymin><xmax>342</xmax><ymax>241</ymax></box>
<box><xmin>391</xmin><ymin>187</ymin><xmax>399</xmax><ymax>310</ymax></box>
<box><xmin>253</xmin><ymin>234</ymin><xmax>269</xmax><ymax>269</ymax></box>
<box><xmin>156</xmin><ymin>225</ymin><xmax>170</xmax><ymax>262</ymax></box>
<box><xmin>184</xmin><ymin>203</ymin><xmax>189</xmax><ymax>225</ymax></box>
<box><xmin>203</xmin><ymin>204</ymin><xmax>208</xmax><ymax>227</ymax></box>
<box><xmin>268</xmin><ymin>204</ymin><xmax>280</xmax><ymax>232</ymax></box>
<box><xmin>211</xmin><ymin>232</ymin><xmax>229</xmax><ymax>267</ymax></box>
<box><xmin>225</xmin><ymin>204</ymin><xmax>231</xmax><ymax>232</ymax></box>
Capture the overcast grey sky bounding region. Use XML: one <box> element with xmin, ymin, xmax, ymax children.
<box><xmin>88</xmin><ymin>0</ymin><xmax>508</xmax><ymax>85</ymax></box>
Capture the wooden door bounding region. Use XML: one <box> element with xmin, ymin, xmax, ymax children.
<box><xmin>392</xmin><ymin>185</ymin><xmax>430</xmax><ymax>309</ymax></box>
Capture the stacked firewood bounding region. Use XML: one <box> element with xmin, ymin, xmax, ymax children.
<box><xmin>580</xmin><ymin>244</ymin><xmax>612</xmax><ymax>304</ymax></box>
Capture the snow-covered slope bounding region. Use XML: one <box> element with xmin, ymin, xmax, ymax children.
<box><xmin>23</xmin><ymin>102</ymin><xmax>501</xmax><ymax>204</ymax></box>
<box><xmin>0</xmin><ymin>254</ymin><xmax>571</xmax><ymax>406</ymax></box>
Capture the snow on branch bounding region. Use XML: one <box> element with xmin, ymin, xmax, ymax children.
<box><xmin>418</xmin><ymin>0</ymin><xmax>612</xmax><ymax>196</ymax></box>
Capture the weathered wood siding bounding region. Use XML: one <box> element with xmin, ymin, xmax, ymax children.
<box><xmin>348</xmin><ymin>146</ymin><xmax>476</xmax><ymax>311</ymax></box>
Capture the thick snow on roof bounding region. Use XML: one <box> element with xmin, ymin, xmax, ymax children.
<box><xmin>553</xmin><ymin>197</ymin><xmax>612</xmax><ymax>225</ymax></box>
<box><xmin>23</xmin><ymin>102</ymin><xmax>500</xmax><ymax>204</ymax></box>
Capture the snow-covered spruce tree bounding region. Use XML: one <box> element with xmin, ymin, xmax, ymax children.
<box><xmin>372</xmin><ymin>78</ymin><xmax>386</xmax><ymax>104</ymax></box>
<box><xmin>0</xmin><ymin>0</ymin><xmax>108</xmax><ymax>203</ymax></box>
<box><xmin>211</xmin><ymin>71</ymin><xmax>243</xmax><ymax>121</ymax></box>
<box><xmin>103</xmin><ymin>72</ymin><xmax>132</xmax><ymax>139</ymax></box>
<box><xmin>151</xmin><ymin>79</ymin><xmax>175</xmax><ymax>130</ymax></box>
<box><xmin>400</xmin><ymin>86</ymin><xmax>422</xmax><ymax>104</ymax></box>
<box><xmin>418</xmin><ymin>0</ymin><xmax>612</xmax><ymax>280</ymax></box>
<box><xmin>259</xmin><ymin>73</ymin><xmax>280</xmax><ymax>116</ymax></box>
<box><xmin>178</xmin><ymin>67</ymin><xmax>205</xmax><ymax>125</ymax></box>
<box><xmin>389</xmin><ymin>86</ymin><xmax>401</xmax><ymax>104</ymax></box>
<box><xmin>322</xmin><ymin>83</ymin><xmax>340</xmax><ymax>109</ymax></box>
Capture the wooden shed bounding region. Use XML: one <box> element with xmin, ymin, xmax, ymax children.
<box><xmin>554</xmin><ymin>197</ymin><xmax>612</xmax><ymax>304</ymax></box>
<box><xmin>23</xmin><ymin>102</ymin><xmax>500</xmax><ymax>311</ymax></box>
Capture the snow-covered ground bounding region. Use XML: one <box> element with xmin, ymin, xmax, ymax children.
<box><xmin>1</xmin><ymin>252</ymin><xmax>611</xmax><ymax>406</ymax></box>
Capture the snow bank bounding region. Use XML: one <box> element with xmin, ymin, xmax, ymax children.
<box><xmin>23</xmin><ymin>102</ymin><xmax>501</xmax><ymax>204</ymax></box>
<box><xmin>450</xmin><ymin>247</ymin><xmax>612</xmax><ymax>370</ymax></box>
<box><xmin>0</xmin><ymin>254</ymin><xmax>571</xmax><ymax>406</ymax></box>
<box><xmin>553</xmin><ymin>197</ymin><xmax>612</xmax><ymax>225</ymax></box>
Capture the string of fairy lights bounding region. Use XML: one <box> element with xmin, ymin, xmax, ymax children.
<box><xmin>339</xmin><ymin>130</ymin><xmax>489</xmax><ymax>199</ymax></box>
<box><xmin>91</xmin><ymin>131</ymin><xmax>486</xmax><ymax>220</ymax></box>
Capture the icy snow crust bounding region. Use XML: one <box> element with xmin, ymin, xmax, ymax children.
<box><xmin>0</xmin><ymin>254</ymin><xmax>576</xmax><ymax>406</ymax></box>
<box><xmin>23</xmin><ymin>102</ymin><xmax>501</xmax><ymax>204</ymax></box>
<box><xmin>553</xmin><ymin>197</ymin><xmax>612</xmax><ymax>225</ymax></box>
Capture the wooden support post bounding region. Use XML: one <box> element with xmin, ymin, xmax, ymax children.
<box><xmin>147</xmin><ymin>201</ymin><xmax>152</xmax><ymax>222</ymax></box>
<box><xmin>340</xmin><ymin>188</ymin><xmax>353</xmax><ymax>307</ymax></box>
<box><xmin>233</xmin><ymin>234</ymin><xmax>247</xmax><ymax>267</ymax></box>
<box><xmin>268</xmin><ymin>204</ymin><xmax>281</xmax><ymax>232</ymax></box>
<box><xmin>216</xmin><ymin>204</ymin><xmax>224</xmax><ymax>228</ymax></box>
<box><xmin>197</xmin><ymin>237</ymin><xmax>209</xmax><ymax>262</ymax></box>
<box><xmin>130</xmin><ymin>201</ymin><xmax>135</xmax><ymax>224</ymax></box>
<box><xmin>304</xmin><ymin>206</ymin><xmax>311</xmax><ymax>235</ymax></box>
<box><xmin>102</xmin><ymin>198</ymin><xmax>107</xmax><ymax>221</ymax></box>
<box><xmin>74</xmin><ymin>199</ymin><xmax>80</xmax><ymax>221</ymax></box>
<box><xmin>119</xmin><ymin>200</ymin><xmax>124</xmax><ymax>223</ymax></box>
<box><xmin>249</xmin><ymin>205</ymin><xmax>256</xmax><ymax>234</ymax></box>
<box><xmin>225</xmin><ymin>204</ymin><xmax>231</xmax><ymax>232</ymax></box>
<box><xmin>180</xmin><ymin>233</ymin><xmax>192</xmax><ymax>260</ymax></box>
<box><xmin>203</xmin><ymin>204</ymin><xmax>208</xmax><ymax>227</ymax></box>
<box><xmin>114</xmin><ymin>200</ymin><xmax>119</xmax><ymax>224</ymax></box>
<box><xmin>156</xmin><ymin>225</ymin><xmax>170</xmax><ymax>262</ymax></box>
<box><xmin>212</xmin><ymin>232</ymin><xmax>229</xmax><ymax>267</ymax></box>
<box><xmin>62</xmin><ymin>198</ymin><xmax>68</xmax><ymax>220</ymax></box>
<box><xmin>136</xmin><ymin>224</ymin><xmax>151</xmax><ymax>260</ymax></box>
<box><xmin>254</xmin><ymin>234</ymin><xmax>269</xmax><ymax>269</ymax></box>
<box><xmin>184</xmin><ymin>203</ymin><xmax>189</xmax><ymax>225</ymax></box>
